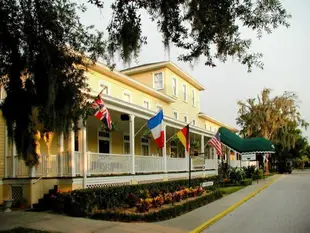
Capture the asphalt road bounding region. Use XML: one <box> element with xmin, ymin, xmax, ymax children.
<box><xmin>203</xmin><ymin>171</ymin><xmax>310</xmax><ymax>233</ymax></box>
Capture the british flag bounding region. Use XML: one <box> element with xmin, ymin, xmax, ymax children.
<box><xmin>92</xmin><ymin>95</ymin><xmax>112</xmax><ymax>130</ymax></box>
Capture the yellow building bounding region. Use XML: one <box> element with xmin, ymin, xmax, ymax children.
<box><xmin>0</xmin><ymin>61</ymin><xmax>238</xmax><ymax>207</ymax></box>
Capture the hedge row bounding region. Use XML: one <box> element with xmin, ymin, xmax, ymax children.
<box><xmin>56</xmin><ymin>176</ymin><xmax>218</xmax><ymax>216</ymax></box>
<box><xmin>91</xmin><ymin>190</ymin><xmax>223</xmax><ymax>222</ymax></box>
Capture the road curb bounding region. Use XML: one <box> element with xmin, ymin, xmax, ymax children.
<box><xmin>189</xmin><ymin>175</ymin><xmax>281</xmax><ymax>233</ymax></box>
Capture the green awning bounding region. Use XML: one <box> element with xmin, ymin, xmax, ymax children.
<box><xmin>218</xmin><ymin>127</ymin><xmax>275</xmax><ymax>154</ymax></box>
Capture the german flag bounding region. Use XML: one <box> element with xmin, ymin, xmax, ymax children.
<box><xmin>177</xmin><ymin>124</ymin><xmax>190</xmax><ymax>153</ymax></box>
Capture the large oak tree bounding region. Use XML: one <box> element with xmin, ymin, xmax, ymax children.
<box><xmin>0</xmin><ymin>0</ymin><xmax>291</xmax><ymax>166</ymax></box>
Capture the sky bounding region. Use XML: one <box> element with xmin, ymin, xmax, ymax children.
<box><xmin>78</xmin><ymin>0</ymin><xmax>310</xmax><ymax>138</ymax></box>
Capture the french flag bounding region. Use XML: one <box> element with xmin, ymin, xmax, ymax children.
<box><xmin>147</xmin><ymin>109</ymin><xmax>165</xmax><ymax>148</ymax></box>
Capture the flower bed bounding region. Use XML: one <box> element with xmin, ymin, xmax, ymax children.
<box><xmin>91</xmin><ymin>190</ymin><xmax>223</xmax><ymax>222</ymax></box>
<box><xmin>50</xmin><ymin>176</ymin><xmax>218</xmax><ymax>216</ymax></box>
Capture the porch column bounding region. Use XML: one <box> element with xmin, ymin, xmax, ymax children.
<box><xmin>163</xmin><ymin>123</ymin><xmax>167</xmax><ymax>173</ymax></box>
<box><xmin>200</xmin><ymin>135</ymin><xmax>205</xmax><ymax>155</ymax></box>
<box><xmin>58</xmin><ymin>133</ymin><xmax>64</xmax><ymax>176</ymax></box>
<box><xmin>215</xmin><ymin>148</ymin><xmax>219</xmax><ymax>173</ymax></box>
<box><xmin>82</xmin><ymin>122</ymin><xmax>87</xmax><ymax>189</ymax></box>
<box><xmin>4</xmin><ymin>126</ymin><xmax>8</xmax><ymax>178</ymax></box>
<box><xmin>12</xmin><ymin>140</ymin><xmax>16</xmax><ymax>178</ymax></box>
<box><xmin>29</xmin><ymin>166</ymin><xmax>36</xmax><ymax>177</ymax></box>
<box><xmin>200</xmin><ymin>135</ymin><xmax>205</xmax><ymax>170</ymax></box>
<box><xmin>69</xmin><ymin>129</ymin><xmax>76</xmax><ymax>177</ymax></box>
<box><xmin>227</xmin><ymin>148</ymin><xmax>231</xmax><ymax>166</ymax></box>
<box><xmin>129</xmin><ymin>115</ymin><xmax>135</xmax><ymax>174</ymax></box>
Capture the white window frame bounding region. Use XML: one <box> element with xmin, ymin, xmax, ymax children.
<box><xmin>173</xmin><ymin>110</ymin><xmax>178</xmax><ymax>120</ymax></box>
<box><xmin>183</xmin><ymin>84</ymin><xmax>187</xmax><ymax>102</ymax></box>
<box><xmin>98</xmin><ymin>80</ymin><xmax>111</xmax><ymax>95</ymax></box>
<box><xmin>97</xmin><ymin>129</ymin><xmax>112</xmax><ymax>154</ymax></box>
<box><xmin>123</xmin><ymin>90</ymin><xmax>131</xmax><ymax>103</ymax></box>
<box><xmin>205</xmin><ymin>124</ymin><xmax>207</xmax><ymax>129</ymax></box>
<box><xmin>192</xmin><ymin>88</ymin><xmax>195</xmax><ymax>106</ymax></box>
<box><xmin>152</xmin><ymin>72</ymin><xmax>164</xmax><ymax>90</ymax></box>
<box><xmin>143</xmin><ymin>99</ymin><xmax>150</xmax><ymax>109</ymax></box>
<box><xmin>172</xmin><ymin>77</ymin><xmax>177</xmax><ymax>97</ymax></box>
<box><xmin>123</xmin><ymin>133</ymin><xmax>130</xmax><ymax>155</ymax></box>
<box><xmin>192</xmin><ymin>119</ymin><xmax>196</xmax><ymax>126</ymax></box>
<box><xmin>184</xmin><ymin>115</ymin><xmax>188</xmax><ymax>123</ymax></box>
<box><xmin>140</xmin><ymin>136</ymin><xmax>150</xmax><ymax>156</ymax></box>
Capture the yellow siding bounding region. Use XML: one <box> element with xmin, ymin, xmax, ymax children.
<box><xmin>203</xmin><ymin>120</ymin><xmax>222</xmax><ymax>132</ymax></box>
<box><xmin>164</xmin><ymin>68</ymin><xmax>201</xmax><ymax>126</ymax></box>
<box><xmin>128</xmin><ymin>68</ymin><xmax>167</xmax><ymax>94</ymax></box>
<box><xmin>0</xmin><ymin>112</ymin><xmax>5</xmax><ymax>178</ymax></box>
<box><xmin>86</xmin><ymin>70</ymin><xmax>166</xmax><ymax>113</ymax></box>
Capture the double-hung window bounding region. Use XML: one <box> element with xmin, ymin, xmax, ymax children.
<box><xmin>153</xmin><ymin>72</ymin><xmax>164</xmax><ymax>90</ymax></box>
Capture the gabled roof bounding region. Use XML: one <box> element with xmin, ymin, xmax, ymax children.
<box><xmin>219</xmin><ymin>127</ymin><xmax>275</xmax><ymax>154</ymax></box>
<box><xmin>89</xmin><ymin>62</ymin><xmax>176</xmax><ymax>103</ymax></box>
<box><xmin>121</xmin><ymin>61</ymin><xmax>205</xmax><ymax>91</ymax></box>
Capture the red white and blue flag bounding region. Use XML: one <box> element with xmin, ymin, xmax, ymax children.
<box><xmin>208</xmin><ymin>130</ymin><xmax>222</xmax><ymax>156</ymax></box>
<box><xmin>147</xmin><ymin>109</ymin><xmax>165</xmax><ymax>148</ymax></box>
<box><xmin>92</xmin><ymin>95</ymin><xmax>112</xmax><ymax>130</ymax></box>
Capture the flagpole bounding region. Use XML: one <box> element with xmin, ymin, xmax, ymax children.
<box><xmin>188</xmin><ymin>124</ymin><xmax>191</xmax><ymax>188</ymax></box>
<box><xmin>98</xmin><ymin>86</ymin><xmax>107</xmax><ymax>97</ymax></box>
<box><xmin>134</xmin><ymin>122</ymin><xmax>147</xmax><ymax>137</ymax></box>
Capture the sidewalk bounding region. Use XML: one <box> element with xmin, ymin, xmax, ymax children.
<box><xmin>0</xmin><ymin>175</ymin><xmax>281</xmax><ymax>233</ymax></box>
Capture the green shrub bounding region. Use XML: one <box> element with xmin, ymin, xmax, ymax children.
<box><xmin>242</xmin><ymin>165</ymin><xmax>257</xmax><ymax>179</ymax></box>
<box><xmin>240</xmin><ymin>178</ymin><xmax>253</xmax><ymax>186</ymax></box>
<box><xmin>58</xmin><ymin>176</ymin><xmax>218</xmax><ymax>217</ymax></box>
<box><xmin>91</xmin><ymin>190</ymin><xmax>223</xmax><ymax>222</ymax></box>
<box><xmin>218</xmin><ymin>186</ymin><xmax>244</xmax><ymax>195</ymax></box>
<box><xmin>229</xmin><ymin>167</ymin><xmax>245</xmax><ymax>183</ymax></box>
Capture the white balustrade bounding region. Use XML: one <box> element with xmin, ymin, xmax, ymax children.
<box><xmin>88</xmin><ymin>153</ymin><xmax>132</xmax><ymax>174</ymax></box>
<box><xmin>75</xmin><ymin>152</ymin><xmax>82</xmax><ymax>175</ymax></box>
<box><xmin>167</xmin><ymin>157</ymin><xmax>188</xmax><ymax>172</ymax></box>
<box><xmin>204</xmin><ymin>159</ymin><xmax>217</xmax><ymax>170</ymax></box>
<box><xmin>230</xmin><ymin>160</ymin><xmax>258</xmax><ymax>168</ymax></box>
<box><xmin>135</xmin><ymin>155</ymin><xmax>164</xmax><ymax>173</ymax></box>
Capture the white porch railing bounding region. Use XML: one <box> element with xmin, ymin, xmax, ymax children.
<box><xmin>167</xmin><ymin>157</ymin><xmax>188</xmax><ymax>171</ymax></box>
<box><xmin>6</xmin><ymin>152</ymin><xmax>219</xmax><ymax>178</ymax></box>
<box><xmin>7</xmin><ymin>154</ymin><xmax>59</xmax><ymax>178</ymax></box>
<box><xmin>135</xmin><ymin>155</ymin><xmax>164</xmax><ymax>173</ymax></box>
<box><xmin>88</xmin><ymin>153</ymin><xmax>132</xmax><ymax>174</ymax></box>
<box><xmin>204</xmin><ymin>159</ymin><xmax>218</xmax><ymax>170</ymax></box>
<box><xmin>230</xmin><ymin>160</ymin><xmax>258</xmax><ymax>168</ymax></box>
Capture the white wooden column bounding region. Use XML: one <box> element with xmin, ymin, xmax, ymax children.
<box><xmin>58</xmin><ymin>133</ymin><xmax>64</xmax><ymax>176</ymax></box>
<box><xmin>4</xmin><ymin>127</ymin><xmax>8</xmax><ymax>178</ymax></box>
<box><xmin>227</xmin><ymin>148</ymin><xmax>231</xmax><ymax>166</ymax></box>
<box><xmin>69</xmin><ymin>129</ymin><xmax>76</xmax><ymax>177</ymax></box>
<box><xmin>129</xmin><ymin>115</ymin><xmax>135</xmax><ymax>174</ymax></box>
<box><xmin>163</xmin><ymin>123</ymin><xmax>167</xmax><ymax>173</ymax></box>
<box><xmin>29</xmin><ymin>166</ymin><xmax>36</xmax><ymax>177</ymax></box>
<box><xmin>12</xmin><ymin>140</ymin><xmax>16</xmax><ymax>178</ymax></box>
<box><xmin>200</xmin><ymin>135</ymin><xmax>205</xmax><ymax>155</ymax></box>
<box><xmin>82</xmin><ymin>123</ymin><xmax>87</xmax><ymax>189</ymax></box>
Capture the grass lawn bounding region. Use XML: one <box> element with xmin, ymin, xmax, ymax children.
<box><xmin>218</xmin><ymin>186</ymin><xmax>244</xmax><ymax>195</ymax></box>
<box><xmin>0</xmin><ymin>228</ymin><xmax>57</xmax><ymax>233</ymax></box>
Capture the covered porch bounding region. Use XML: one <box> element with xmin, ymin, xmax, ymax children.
<box><xmin>4</xmin><ymin>94</ymin><xmax>218</xmax><ymax>179</ymax></box>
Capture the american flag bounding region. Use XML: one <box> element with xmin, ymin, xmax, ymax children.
<box><xmin>92</xmin><ymin>95</ymin><xmax>112</xmax><ymax>130</ymax></box>
<box><xmin>208</xmin><ymin>131</ymin><xmax>222</xmax><ymax>156</ymax></box>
